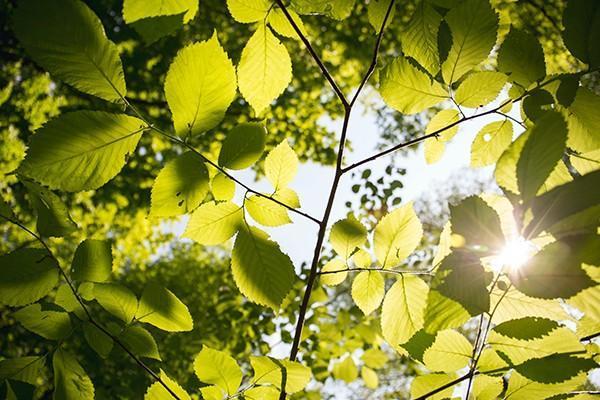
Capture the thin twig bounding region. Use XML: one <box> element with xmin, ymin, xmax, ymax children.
<box><xmin>318</xmin><ymin>267</ymin><xmax>432</xmax><ymax>276</ymax></box>
<box><xmin>495</xmin><ymin>110</ymin><xmax>526</xmax><ymax>128</ymax></box>
<box><xmin>0</xmin><ymin>214</ymin><xmax>182</xmax><ymax>400</ymax></box>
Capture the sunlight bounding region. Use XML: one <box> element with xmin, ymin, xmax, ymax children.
<box><xmin>491</xmin><ymin>237</ymin><xmax>536</xmax><ymax>272</ymax></box>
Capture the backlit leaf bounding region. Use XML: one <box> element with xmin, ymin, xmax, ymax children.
<box><xmin>93</xmin><ymin>282</ymin><xmax>138</xmax><ymax>323</ymax></box>
<box><xmin>497</xmin><ymin>29</ymin><xmax>546</xmax><ymax>87</ymax></box>
<box><xmin>13</xmin><ymin>304</ymin><xmax>72</xmax><ymax>340</ymax></box>
<box><xmin>351</xmin><ymin>271</ymin><xmax>384</xmax><ymax>315</ymax></box>
<box><xmin>184</xmin><ymin>201</ymin><xmax>243</xmax><ymax>245</ymax></box>
<box><xmin>145</xmin><ymin>370</ymin><xmax>190</xmax><ymax>400</ymax></box>
<box><xmin>401</xmin><ymin>1</ymin><xmax>442</xmax><ymax>75</ymax></box>
<box><xmin>455</xmin><ymin>71</ymin><xmax>507</xmax><ymax>108</ymax></box>
<box><xmin>329</xmin><ymin>216</ymin><xmax>367</xmax><ymax>259</ymax></box>
<box><xmin>23</xmin><ymin>181</ymin><xmax>77</xmax><ymax>238</ymax></box>
<box><xmin>471</xmin><ymin>120</ymin><xmax>513</xmax><ymax>167</ymax></box>
<box><xmin>218</xmin><ymin>123</ymin><xmax>267</xmax><ymax>170</ymax></box>
<box><xmin>53</xmin><ymin>349</ymin><xmax>94</xmax><ymax>400</ymax></box>
<box><xmin>422</xmin><ymin>329</ymin><xmax>473</xmax><ymax>372</ymax></box>
<box><xmin>265</xmin><ymin>140</ymin><xmax>299</xmax><ymax>190</ymax></box>
<box><xmin>373</xmin><ymin>202</ymin><xmax>423</xmax><ymax>268</ymax></box>
<box><xmin>71</xmin><ymin>239</ymin><xmax>113</xmax><ymax>282</ymax></box>
<box><xmin>245</xmin><ymin>195</ymin><xmax>291</xmax><ymax>227</ymax></box>
<box><xmin>227</xmin><ymin>0</ymin><xmax>271</xmax><ymax>23</ymax></box>
<box><xmin>194</xmin><ymin>346</ymin><xmax>242</xmax><ymax>394</ymax></box>
<box><xmin>136</xmin><ymin>282</ymin><xmax>193</xmax><ymax>331</ymax></box>
<box><xmin>562</xmin><ymin>0</ymin><xmax>600</xmax><ymax>67</ymax></box>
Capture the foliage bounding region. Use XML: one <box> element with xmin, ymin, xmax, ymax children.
<box><xmin>1</xmin><ymin>0</ymin><xmax>600</xmax><ymax>399</ymax></box>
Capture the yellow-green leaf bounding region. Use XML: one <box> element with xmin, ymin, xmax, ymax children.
<box><xmin>265</xmin><ymin>140</ymin><xmax>299</xmax><ymax>190</ymax></box>
<box><xmin>136</xmin><ymin>282</ymin><xmax>193</xmax><ymax>332</ymax></box>
<box><xmin>183</xmin><ymin>201</ymin><xmax>243</xmax><ymax>245</ymax></box>
<box><xmin>194</xmin><ymin>346</ymin><xmax>242</xmax><ymax>395</ymax></box>
<box><xmin>332</xmin><ymin>356</ymin><xmax>358</xmax><ymax>383</ymax></box>
<box><xmin>227</xmin><ymin>0</ymin><xmax>272</xmax><ymax>23</ymax></box>
<box><xmin>401</xmin><ymin>1</ymin><xmax>442</xmax><ymax>74</ymax></box>
<box><xmin>351</xmin><ymin>271</ymin><xmax>385</xmax><ymax>315</ymax></box>
<box><xmin>245</xmin><ymin>195</ymin><xmax>292</xmax><ymax>227</ymax></box>
<box><xmin>471</xmin><ymin>120</ymin><xmax>513</xmax><ymax>167</ymax></box>
<box><xmin>424</xmin><ymin>109</ymin><xmax>460</xmax><ymax>164</ymax></box>
<box><xmin>71</xmin><ymin>239</ymin><xmax>113</xmax><ymax>282</ymax></box>
<box><xmin>455</xmin><ymin>71</ymin><xmax>507</xmax><ymax>108</ymax></box>
<box><xmin>320</xmin><ymin>258</ymin><xmax>348</xmax><ymax>286</ymax></box>
<box><xmin>145</xmin><ymin>370</ymin><xmax>190</xmax><ymax>400</ymax></box>
<box><xmin>329</xmin><ymin>216</ymin><xmax>367</xmax><ymax>259</ymax></box>
<box><xmin>422</xmin><ymin>329</ymin><xmax>473</xmax><ymax>372</ymax></box>
<box><xmin>373</xmin><ymin>202</ymin><xmax>423</xmax><ymax>268</ymax></box>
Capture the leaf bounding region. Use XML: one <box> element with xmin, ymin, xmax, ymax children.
<box><xmin>381</xmin><ymin>276</ymin><xmax>428</xmax><ymax>348</ymax></box>
<box><xmin>245</xmin><ymin>195</ymin><xmax>291</xmax><ymax>227</ymax></box>
<box><xmin>244</xmin><ymin>386</ymin><xmax>280</xmax><ymax>400</ymax></box>
<box><xmin>333</xmin><ymin>356</ymin><xmax>358</xmax><ymax>383</ymax></box>
<box><xmin>164</xmin><ymin>34</ymin><xmax>236</xmax><ymax>136</ymax></box>
<box><xmin>373</xmin><ymin>202</ymin><xmax>423</xmax><ymax>268</ymax></box>
<box><xmin>93</xmin><ymin>282</ymin><xmax>138</xmax><ymax>323</ymax></box>
<box><xmin>329</xmin><ymin>216</ymin><xmax>367</xmax><ymax>259</ymax></box>
<box><xmin>136</xmin><ymin>282</ymin><xmax>193</xmax><ymax>331</ymax></box>
<box><xmin>19</xmin><ymin>111</ymin><xmax>145</xmax><ymax>192</ymax></box>
<box><xmin>492</xmin><ymin>317</ymin><xmax>558</xmax><ymax>340</ymax></box>
<box><xmin>53</xmin><ymin>349</ymin><xmax>94</xmax><ymax>400</ymax></box>
<box><xmin>497</xmin><ymin>28</ymin><xmax>546</xmax><ymax>87</ymax></box>
<box><xmin>71</xmin><ymin>239</ymin><xmax>113</xmax><ymax>282</ymax></box>
<box><xmin>194</xmin><ymin>346</ymin><xmax>242</xmax><ymax>395</ymax></box>
<box><xmin>273</xmin><ymin>187</ymin><xmax>301</xmax><ymax>208</ymax></box>
<box><xmin>120</xmin><ymin>325</ymin><xmax>161</xmax><ymax>360</ymax></box>
<box><xmin>400</xmin><ymin>1</ymin><xmax>442</xmax><ymax>75</ymax></box>
<box><xmin>199</xmin><ymin>386</ymin><xmax>225</xmax><ymax>400</ymax></box>
<box><xmin>509</xmin><ymin>235</ymin><xmax>597</xmax><ymax>299</ymax></box>
<box><xmin>351</xmin><ymin>271</ymin><xmax>385</xmax><ymax>316</ymax></box>
<box><xmin>368</xmin><ymin>0</ymin><xmax>395</xmax><ymax>31</ymax></box>
<box><xmin>22</xmin><ymin>181</ymin><xmax>77</xmax><ymax>238</ymax></box>
<box><xmin>13</xmin><ymin>0</ymin><xmax>126</xmax><ymax>102</ymax></box>
<box><xmin>150</xmin><ymin>152</ymin><xmax>209</xmax><ymax>217</ymax></box>
<box><xmin>0</xmin><ymin>195</ymin><xmax>14</xmax><ymax>220</ymax></box>
<box><xmin>490</xmin><ymin>286</ymin><xmax>569</xmax><ymax>324</ymax></box>
<box><xmin>13</xmin><ymin>304</ymin><xmax>72</xmax><ymax>340</ymax></box>
<box><xmin>379</xmin><ymin>56</ymin><xmax>447</xmax><ymax>114</ymax></box>
<box><xmin>523</xmin><ymin>89</ymin><xmax>554</xmax><ymax>122</ymax></box>
<box><xmin>227</xmin><ymin>0</ymin><xmax>272</xmax><ymax>23</ymax></box>
<box><xmin>361</xmin><ymin>348</ymin><xmax>388</xmax><ymax>369</ymax></box>
<box><xmin>55</xmin><ymin>284</ymin><xmax>86</xmax><ymax>319</ymax></box>
<box><xmin>471</xmin><ymin>375</ymin><xmax>504</xmax><ymax>400</ymax></box>
<box><xmin>0</xmin><ymin>357</ymin><xmax>45</xmax><ymax>385</ymax></box>
<box><xmin>361</xmin><ymin>366</ymin><xmax>378</xmax><ymax>389</ymax></box>
<box><xmin>83</xmin><ymin>322</ymin><xmax>113</xmax><ymax>358</ymax></box>
<box><xmin>449</xmin><ymin>196</ymin><xmax>504</xmax><ymax>251</ymax></box>
<box><xmin>218</xmin><ymin>123</ymin><xmax>267</xmax><ymax>170</ymax></box>
<box><xmin>320</xmin><ymin>258</ymin><xmax>348</xmax><ymax>286</ymax></box>
<box><xmin>211</xmin><ymin>173</ymin><xmax>236</xmax><ymax>201</ymax></box>
<box><xmin>250</xmin><ymin>356</ymin><xmax>311</xmax><ymax>393</ymax></box>
<box><xmin>566</xmin><ymin>88</ymin><xmax>600</xmax><ymax>153</ymax></box>
<box><xmin>562</xmin><ymin>0</ymin><xmax>600</xmax><ymax>67</ymax></box>
<box><xmin>454</xmin><ymin>71</ymin><xmax>507</xmax><ymax>108</ymax></box>
<box><xmin>265</xmin><ymin>140</ymin><xmax>299</xmax><ymax>190</ymax></box>
<box><xmin>505</xmin><ymin>371</ymin><xmax>587</xmax><ymax>400</ymax></box>
<box><xmin>0</xmin><ymin>248</ymin><xmax>59</xmax><ymax>306</ymax></box>
<box><xmin>517</xmin><ymin>111</ymin><xmax>568</xmax><ymax>202</ymax></box>
<box><xmin>231</xmin><ymin>226</ymin><xmax>296</xmax><ymax>309</ymax></box>
<box><xmin>238</xmin><ymin>23</ymin><xmax>293</xmax><ymax>115</ymax></box>
<box><xmin>123</xmin><ymin>0</ymin><xmax>197</xmax><ymax>43</ymax></box>
<box><xmin>423</xmin><ymin>109</ymin><xmax>460</xmax><ymax>164</ymax></box>
<box><xmin>423</xmin><ymin>329</ymin><xmax>473</xmax><ymax>372</ymax></box>
<box><xmin>145</xmin><ymin>370</ymin><xmax>190</xmax><ymax>400</ymax></box>
<box><xmin>495</xmin><ymin>128</ymin><xmax>530</xmax><ymax>195</ymax></box>
<box><xmin>471</xmin><ymin>120</ymin><xmax>513</xmax><ymax>167</ymax></box>
<box><xmin>410</xmin><ymin>373</ymin><xmax>457</xmax><ymax>400</ymax></box>
<box><xmin>441</xmin><ymin>0</ymin><xmax>498</xmax><ymax>83</ymax></box>
<box><xmin>183</xmin><ymin>201</ymin><xmax>243</xmax><ymax>245</ymax></box>
<box><xmin>268</xmin><ymin>8</ymin><xmax>307</xmax><ymax>40</ymax></box>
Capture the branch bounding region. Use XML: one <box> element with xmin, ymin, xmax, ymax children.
<box><xmin>0</xmin><ymin>214</ymin><xmax>182</xmax><ymax>400</ymax></box>
<box><xmin>522</xmin><ymin>0</ymin><xmax>561</xmax><ymax>32</ymax></box>
<box><xmin>318</xmin><ymin>267</ymin><xmax>432</xmax><ymax>276</ymax></box>
<box><xmin>274</xmin><ymin>0</ymin><xmax>349</xmax><ymax>108</ymax></box>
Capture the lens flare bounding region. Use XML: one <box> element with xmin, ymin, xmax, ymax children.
<box><xmin>491</xmin><ymin>237</ymin><xmax>536</xmax><ymax>272</ymax></box>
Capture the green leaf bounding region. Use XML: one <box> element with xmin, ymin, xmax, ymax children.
<box><xmin>83</xmin><ymin>322</ymin><xmax>113</xmax><ymax>358</ymax></box>
<box><xmin>268</xmin><ymin>8</ymin><xmax>307</xmax><ymax>40</ymax></box>
<box><xmin>265</xmin><ymin>140</ymin><xmax>299</xmax><ymax>190</ymax></box>
<box><xmin>0</xmin><ymin>248</ymin><xmax>59</xmax><ymax>306</ymax></box>
<box><xmin>164</xmin><ymin>34</ymin><xmax>236</xmax><ymax>137</ymax></box>
<box><xmin>329</xmin><ymin>216</ymin><xmax>367</xmax><ymax>259</ymax></box>
<box><xmin>373</xmin><ymin>202</ymin><xmax>423</xmax><ymax>268</ymax></box>
<box><xmin>351</xmin><ymin>271</ymin><xmax>385</xmax><ymax>316</ymax></box>
<box><xmin>92</xmin><ymin>282</ymin><xmax>138</xmax><ymax>323</ymax></box>
<box><xmin>471</xmin><ymin>375</ymin><xmax>504</xmax><ymax>400</ymax></box>
<box><xmin>379</xmin><ymin>56</ymin><xmax>447</xmax><ymax>114</ymax></box>
<box><xmin>368</xmin><ymin>0</ymin><xmax>395</xmax><ymax>32</ymax></box>
<box><xmin>455</xmin><ymin>71</ymin><xmax>507</xmax><ymax>108</ymax></box>
<box><xmin>13</xmin><ymin>304</ymin><xmax>72</xmax><ymax>340</ymax></box>
<box><xmin>0</xmin><ymin>357</ymin><xmax>45</xmax><ymax>385</ymax></box>
<box><xmin>422</xmin><ymin>329</ymin><xmax>473</xmax><ymax>372</ymax></box>
<box><xmin>211</xmin><ymin>173</ymin><xmax>236</xmax><ymax>201</ymax></box>
<box><xmin>273</xmin><ymin>187</ymin><xmax>301</xmax><ymax>208</ymax></box>
<box><xmin>497</xmin><ymin>29</ymin><xmax>546</xmax><ymax>87</ymax></box>
<box><xmin>402</xmin><ymin>329</ymin><xmax>436</xmax><ymax>362</ymax></box>
<box><xmin>490</xmin><ymin>286</ymin><xmax>569</xmax><ymax>324</ymax></box>
<box><xmin>492</xmin><ymin>317</ymin><xmax>559</xmax><ymax>340</ymax></box>
<box><xmin>410</xmin><ymin>373</ymin><xmax>457</xmax><ymax>400</ymax></box>
<box><xmin>194</xmin><ymin>346</ymin><xmax>242</xmax><ymax>394</ymax></box>
<box><xmin>145</xmin><ymin>370</ymin><xmax>190</xmax><ymax>400</ymax></box>
<box><xmin>495</xmin><ymin>129</ymin><xmax>530</xmax><ymax>195</ymax></box>
<box><xmin>150</xmin><ymin>152</ymin><xmax>209</xmax><ymax>217</ymax></box>
<box><xmin>238</xmin><ymin>23</ymin><xmax>293</xmax><ymax>115</ymax></box>
<box><xmin>449</xmin><ymin>196</ymin><xmax>504</xmax><ymax>251</ymax></box>
<box><xmin>509</xmin><ymin>235</ymin><xmax>597</xmax><ymax>299</ymax></box>
<box><xmin>231</xmin><ymin>226</ymin><xmax>296</xmax><ymax>309</ymax></box>
<box><xmin>123</xmin><ymin>0</ymin><xmax>197</xmax><ymax>43</ymax></box>
<box><xmin>244</xmin><ymin>386</ymin><xmax>280</xmax><ymax>400</ymax></box>
<box><xmin>199</xmin><ymin>386</ymin><xmax>225</xmax><ymax>400</ymax></box>
<box><xmin>381</xmin><ymin>276</ymin><xmax>428</xmax><ymax>348</ymax></box>
<box><xmin>525</xmin><ymin>170</ymin><xmax>600</xmax><ymax>237</ymax></box>
<box><xmin>320</xmin><ymin>258</ymin><xmax>348</xmax><ymax>286</ymax></box>
<box><xmin>361</xmin><ymin>348</ymin><xmax>388</xmax><ymax>369</ymax></box>
<box><xmin>22</xmin><ymin>180</ymin><xmax>77</xmax><ymax>238</ymax></box>
<box><xmin>562</xmin><ymin>0</ymin><xmax>600</xmax><ymax>67</ymax></box>
<box><xmin>423</xmin><ymin>109</ymin><xmax>460</xmax><ymax>164</ymax></box>
<box><xmin>361</xmin><ymin>366</ymin><xmax>378</xmax><ymax>389</ymax></box>
<box><xmin>471</xmin><ymin>120</ymin><xmax>513</xmax><ymax>167</ymax></box>
<box><xmin>227</xmin><ymin>0</ymin><xmax>272</xmax><ymax>23</ymax></box>
<box><xmin>441</xmin><ymin>0</ymin><xmax>498</xmax><ymax>83</ymax></box>
<box><xmin>517</xmin><ymin>111</ymin><xmax>568</xmax><ymax>202</ymax></box>
<box><xmin>250</xmin><ymin>356</ymin><xmax>311</xmax><ymax>393</ymax></box>
<box><xmin>126</xmin><ymin>13</ymin><xmax>188</xmax><ymax>44</ymax></box>
<box><xmin>505</xmin><ymin>370</ymin><xmax>587</xmax><ymax>400</ymax></box>
<box><xmin>567</xmin><ymin>88</ymin><xmax>600</xmax><ymax>153</ymax></box>
<box><xmin>0</xmin><ymin>195</ymin><xmax>14</xmax><ymax>220</ymax></box>
<box><xmin>53</xmin><ymin>349</ymin><xmax>94</xmax><ymax>400</ymax></box>
<box><xmin>333</xmin><ymin>356</ymin><xmax>358</xmax><ymax>383</ymax></box>
<box><xmin>13</xmin><ymin>0</ymin><xmax>126</xmax><ymax>102</ymax></box>
<box><xmin>218</xmin><ymin>123</ymin><xmax>267</xmax><ymax>170</ymax></box>
<box><xmin>55</xmin><ymin>284</ymin><xmax>86</xmax><ymax>319</ymax></box>
<box><xmin>136</xmin><ymin>282</ymin><xmax>192</xmax><ymax>331</ymax></box>
<box><xmin>522</xmin><ymin>89</ymin><xmax>554</xmax><ymax>122</ymax></box>
<box><xmin>400</xmin><ymin>0</ymin><xmax>442</xmax><ymax>75</ymax></box>
<box><xmin>246</xmin><ymin>195</ymin><xmax>291</xmax><ymax>227</ymax></box>
<box><xmin>183</xmin><ymin>201</ymin><xmax>243</xmax><ymax>245</ymax></box>
<box><xmin>120</xmin><ymin>325</ymin><xmax>161</xmax><ymax>361</ymax></box>
<box><xmin>71</xmin><ymin>239</ymin><xmax>113</xmax><ymax>282</ymax></box>
<box><xmin>19</xmin><ymin>111</ymin><xmax>145</xmax><ymax>192</ymax></box>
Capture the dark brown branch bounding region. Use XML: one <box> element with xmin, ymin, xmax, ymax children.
<box><xmin>0</xmin><ymin>214</ymin><xmax>182</xmax><ymax>400</ymax></box>
<box><xmin>274</xmin><ymin>0</ymin><xmax>349</xmax><ymax>108</ymax></box>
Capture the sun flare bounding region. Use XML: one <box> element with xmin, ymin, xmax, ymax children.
<box><xmin>492</xmin><ymin>237</ymin><xmax>536</xmax><ymax>272</ymax></box>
